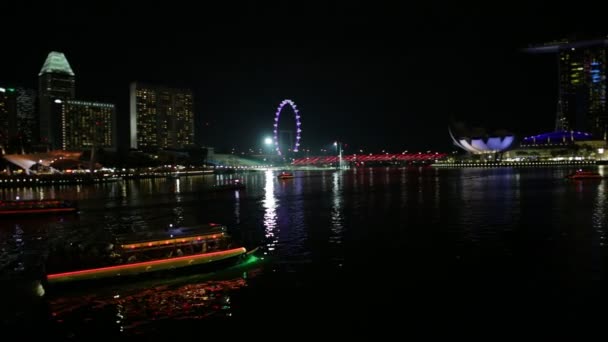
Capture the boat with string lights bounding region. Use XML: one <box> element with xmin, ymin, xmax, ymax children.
<box><xmin>0</xmin><ymin>198</ymin><xmax>78</xmax><ymax>216</ymax></box>
<box><xmin>44</xmin><ymin>223</ymin><xmax>258</xmax><ymax>287</ymax></box>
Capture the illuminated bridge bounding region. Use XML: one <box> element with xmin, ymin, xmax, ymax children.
<box><xmin>292</xmin><ymin>153</ymin><xmax>448</xmax><ymax>165</ymax></box>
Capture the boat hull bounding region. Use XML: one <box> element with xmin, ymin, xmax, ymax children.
<box><xmin>565</xmin><ymin>170</ymin><xmax>603</xmax><ymax>180</ymax></box>
<box><xmin>46</xmin><ymin>247</ymin><xmax>247</xmax><ymax>286</ymax></box>
<box><xmin>0</xmin><ymin>207</ymin><xmax>78</xmax><ymax>216</ymax></box>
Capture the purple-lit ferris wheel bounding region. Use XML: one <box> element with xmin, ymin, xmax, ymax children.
<box><xmin>273</xmin><ymin>99</ymin><xmax>302</xmax><ymax>156</ymax></box>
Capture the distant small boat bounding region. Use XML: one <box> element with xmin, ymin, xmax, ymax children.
<box><xmin>277</xmin><ymin>171</ymin><xmax>294</xmax><ymax>179</ymax></box>
<box><xmin>0</xmin><ymin>199</ymin><xmax>78</xmax><ymax>216</ymax></box>
<box><xmin>565</xmin><ymin>169</ymin><xmax>603</xmax><ymax>180</ymax></box>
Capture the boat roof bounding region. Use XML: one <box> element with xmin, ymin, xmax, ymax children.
<box><xmin>115</xmin><ymin>223</ymin><xmax>227</xmax><ymax>246</ymax></box>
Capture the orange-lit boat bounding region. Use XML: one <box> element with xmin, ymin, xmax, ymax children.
<box><xmin>277</xmin><ymin>171</ymin><xmax>294</xmax><ymax>179</ymax></box>
<box><xmin>0</xmin><ymin>199</ymin><xmax>78</xmax><ymax>216</ymax></box>
<box><xmin>45</xmin><ymin>224</ymin><xmax>252</xmax><ymax>286</ymax></box>
<box><xmin>565</xmin><ymin>169</ymin><xmax>603</xmax><ymax>180</ymax></box>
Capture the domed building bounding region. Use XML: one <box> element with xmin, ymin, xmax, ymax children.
<box><xmin>449</xmin><ymin>123</ymin><xmax>515</xmax><ymax>155</ymax></box>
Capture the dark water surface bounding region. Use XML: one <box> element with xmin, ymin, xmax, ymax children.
<box><xmin>1</xmin><ymin>167</ymin><xmax>608</xmax><ymax>335</ymax></box>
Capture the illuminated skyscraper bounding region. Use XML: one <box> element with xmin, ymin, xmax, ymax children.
<box><xmin>0</xmin><ymin>86</ymin><xmax>37</xmax><ymax>151</ymax></box>
<box><xmin>59</xmin><ymin>100</ymin><xmax>116</xmax><ymax>151</ymax></box>
<box><xmin>0</xmin><ymin>86</ymin><xmax>17</xmax><ymax>149</ymax></box>
<box><xmin>129</xmin><ymin>82</ymin><xmax>194</xmax><ymax>149</ymax></box>
<box><xmin>38</xmin><ymin>51</ymin><xmax>76</xmax><ymax>148</ymax></box>
<box><xmin>15</xmin><ymin>87</ymin><xmax>37</xmax><ymax>146</ymax></box>
<box><xmin>526</xmin><ymin>39</ymin><xmax>608</xmax><ymax>139</ymax></box>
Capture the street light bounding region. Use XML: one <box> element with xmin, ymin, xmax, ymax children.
<box><xmin>263</xmin><ymin>137</ymin><xmax>274</xmax><ymax>165</ymax></box>
<box><xmin>334</xmin><ymin>141</ymin><xmax>343</xmax><ymax>170</ymax></box>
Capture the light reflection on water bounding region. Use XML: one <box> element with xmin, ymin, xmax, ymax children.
<box><xmin>330</xmin><ymin>171</ymin><xmax>343</xmax><ymax>245</ymax></box>
<box><xmin>594</xmin><ymin>180</ymin><xmax>607</xmax><ymax>243</ymax></box>
<box><xmin>592</xmin><ymin>180</ymin><xmax>607</xmax><ymax>285</ymax></box>
<box><xmin>262</xmin><ymin>170</ymin><xmax>278</xmax><ymax>254</ymax></box>
<box><xmin>234</xmin><ymin>189</ymin><xmax>240</xmax><ymax>225</ymax></box>
<box><xmin>329</xmin><ymin>171</ymin><xmax>344</xmax><ymax>268</ymax></box>
<box><xmin>48</xmin><ymin>272</ymin><xmax>260</xmax><ymax>336</ymax></box>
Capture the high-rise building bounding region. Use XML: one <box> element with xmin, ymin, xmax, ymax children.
<box><xmin>526</xmin><ymin>39</ymin><xmax>608</xmax><ymax>139</ymax></box>
<box><xmin>15</xmin><ymin>87</ymin><xmax>37</xmax><ymax>146</ymax></box>
<box><xmin>38</xmin><ymin>51</ymin><xmax>76</xmax><ymax>148</ymax></box>
<box><xmin>129</xmin><ymin>82</ymin><xmax>194</xmax><ymax>149</ymax></box>
<box><xmin>0</xmin><ymin>86</ymin><xmax>38</xmax><ymax>152</ymax></box>
<box><xmin>59</xmin><ymin>100</ymin><xmax>116</xmax><ymax>151</ymax></box>
<box><xmin>0</xmin><ymin>86</ymin><xmax>17</xmax><ymax>150</ymax></box>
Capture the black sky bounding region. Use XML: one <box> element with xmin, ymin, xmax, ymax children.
<box><xmin>1</xmin><ymin>1</ymin><xmax>606</xmax><ymax>153</ymax></box>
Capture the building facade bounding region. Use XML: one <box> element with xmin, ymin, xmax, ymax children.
<box><xmin>129</xmin><ymin>82</ymin><xmax>194</xmax><ymax>149</ymax></box>
<box><xmin>38</xmin><ymin>51</ymin><xmax>76</xmax><ymax>148</ymax></box>
<box><xmin>0</xmin><ymin>86</ymin><xmax>17</xmax><ymax>150</ymax></box>
<box><xmin>0</xmin><ymin>86</ymin><xmax>38</xmax><ymax>152</ymax></box>
<box><xmin>59</xmin><ymin>100</ymin><xmax>116</xmax><ymax>151</ymax></box>
<box><xmin>15</xmin><ymin>87</ymin><xmax>37</xmax><ymax>147</ymax></box>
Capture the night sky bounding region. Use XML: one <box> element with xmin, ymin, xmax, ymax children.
<box><xmin>1</xmin><ymin>1</ymin><xmax>606</xmax><ymax>153</ymax></box>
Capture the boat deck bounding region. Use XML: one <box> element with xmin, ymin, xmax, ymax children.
<box><xmin>115</xmin><ymin>224</ymin><xmax>227</xmax><ymax>246</ymax></box>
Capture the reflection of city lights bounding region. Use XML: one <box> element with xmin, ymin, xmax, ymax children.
<box><xmin>263</xmin><ymin>170</ymin><xmax>278</xmax><ymax>251</ymax></box>
<box><xmin>593</xmin><ymin>180</ymin><xmax>606</xmax><ymax>231</ymax></box>
<box><xmin>330</xmin><ymin>172</ymin><xmax>343</xmax><ymax>246</ymax></box>
<box><xmin>50</xmin><ymin>277</ymin><xmax>250</xmax><ymax>331</ymax></box>
<box><xmin>234</xmin><ymin>189</ymin><xmax>240</xmax><ymax>224</ymax></box>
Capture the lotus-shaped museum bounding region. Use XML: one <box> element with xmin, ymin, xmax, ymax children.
<box><xmin>449</xmin><ymin>125</ymin><xmax>515</xmax><ymax>154</ymax></box>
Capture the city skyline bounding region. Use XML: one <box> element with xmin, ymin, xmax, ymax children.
<box><xmin>1</xmin><ymin>2</ymin><xmax>607</xmax><ymax>153</ymax></box>
<box><xmin>2</xmin><ymin>4</ymin><xmax>608</xmax><ymax>333</ymax></box>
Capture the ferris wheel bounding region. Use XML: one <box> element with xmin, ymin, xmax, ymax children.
<box><xmin>273</xmin><ymin>99</ymin><xmax>302</xmax><ymax>156</ymax></box>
